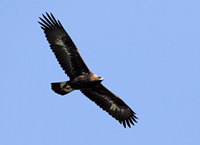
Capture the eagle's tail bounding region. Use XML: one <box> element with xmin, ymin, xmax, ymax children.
<box><xmin>51</xmin><ymin>81</ymin><xmax>74</xmax><ymax>95</ymax></box>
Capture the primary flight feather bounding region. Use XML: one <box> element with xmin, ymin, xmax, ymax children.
<box><xmin>38</xmin><ymin>12</ymin><xmax>138</xmax><ymax>128</ymax></box>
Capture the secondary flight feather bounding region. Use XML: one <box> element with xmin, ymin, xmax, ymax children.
<box><xmin>38</xmin><ymin>12</ymin><xmax>138</xmax><ymax>128</ymax></box>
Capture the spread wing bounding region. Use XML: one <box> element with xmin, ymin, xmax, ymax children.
<box><xmin>81</xmin><ymin>84</ymin><xmax>137</xmax><ymax>128</ymax></box>
<box><xmin>38</xmin><ymin>13</ymin><xmax>90</xmax><ymax>79</ymax></box>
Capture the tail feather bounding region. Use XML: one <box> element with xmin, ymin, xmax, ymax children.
<box><xmin>51</xmin><ymin>81</ymin><xmax>74</xmax><ymax>95</ymax></box>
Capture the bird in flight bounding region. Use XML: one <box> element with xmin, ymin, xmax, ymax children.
<box><xmin>38</xmin><ymin>12</ymin><xmax>137</xmax><ymax>128</ymax></box>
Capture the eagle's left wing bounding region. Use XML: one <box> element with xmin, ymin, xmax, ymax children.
<box><xmin>38</xmin><ymin>13</ymin><xmax>90</xmax><ymax>79</ymax></box>
<box><xmin>81</xmin><ymin>84</ymin><xmax>137</xmax><ymax>128</ymax></box>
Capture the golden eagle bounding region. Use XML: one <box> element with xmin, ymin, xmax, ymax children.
<box><xmin>38</xmin><ymin>13</ymin><xmax>137</xmax><ymax>128</ymax></box>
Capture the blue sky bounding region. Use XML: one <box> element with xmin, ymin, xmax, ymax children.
<box><xmin>1</xmin><ymin>0</ymin><xmax>200</xmax><ymax>145</ymax></box>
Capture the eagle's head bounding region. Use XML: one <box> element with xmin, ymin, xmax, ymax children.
<box><xmin>91</xmin><ymin>74</ymin><xmax>104</xmax><ymax>82</ymax></box>
<box><xmin>97</xmin><ymin>76</ymin><xmax>104</xmax><ymax>81</ymax></box>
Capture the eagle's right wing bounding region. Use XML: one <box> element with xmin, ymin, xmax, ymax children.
<box><xmin>38</xmin><ymin>13</ymin><xmax>90</xmax><ymax>79</ymax></box>
<box><xmin>81</xmin><ymin>84</ymin><xmax>138</xmax><ymax>128</ymax></box>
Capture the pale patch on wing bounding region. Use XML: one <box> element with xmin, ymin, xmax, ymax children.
<box><xmin>55</xmin><ymin>39</ymin><xmax>65</xmax><ymax>46</ymax></box>
<box><xmin>55</xmin><ymin>38</ymin><xmax>71</xmax><ymax>55</ymax></box>
<box><xmin>101</xmin><ymin>95</ymin><xmax>123</xmax><ymax>112</ymax></box>
<box><xmin>109</xmin><ymin>101</ymin><xmax>125</xmax><ymax>113</ymax></box>
<box><xmin>55</xmin><ymin>38</ymin><xmax>73</xmax><ymax>71</ymax></box>
<box><xmin>110</xmin><ymin>103</ymin><xmax>118</xmax><ymax>111</ymax></box>
<box><xmin>55</xmin><ymin>39</ymin><xmax>70</xmax><ymax>56</ymax></box>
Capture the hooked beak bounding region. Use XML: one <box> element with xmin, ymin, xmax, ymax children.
<box><xmin>98</xmin><ymin>77</ymin><xmax>104</xmax><ymax>81</ymax></box>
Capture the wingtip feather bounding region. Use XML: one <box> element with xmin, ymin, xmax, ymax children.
<box><xmin>38</xmin><ymin>12</ymin><xmax>62</xmax><ymax>31</ymax></box>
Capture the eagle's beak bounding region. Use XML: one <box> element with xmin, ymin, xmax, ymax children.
<box><xmin>98</xmin><ymin>77</ymin><xmax>104</xmax><ymax>81</ymax></box>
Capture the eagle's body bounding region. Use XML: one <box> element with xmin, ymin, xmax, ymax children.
<box><xmin>39</xmin><ymin>13</ymin><xmax>137</xmax><ymax>128</ymax></box>
<box><xmin>52</xmin><ymin>72</ymin><xmax>103</xmax><ymax>95</ymax></box>
<box><xmin>69</xmin><ymin>72</ymin><xmax>104</xmax><ymax>89</ymax></box>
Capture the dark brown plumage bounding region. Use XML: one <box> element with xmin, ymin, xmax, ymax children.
<box><xmin>38</xmin><ymin>12</ymin><xmax>138</xmax><ymax>128</ymax></box>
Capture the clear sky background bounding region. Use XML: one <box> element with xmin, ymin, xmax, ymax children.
<box><xmin>1</xmin><ymin>0</ymin><xmax>200</xmax><ymax>145</ymax></box>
